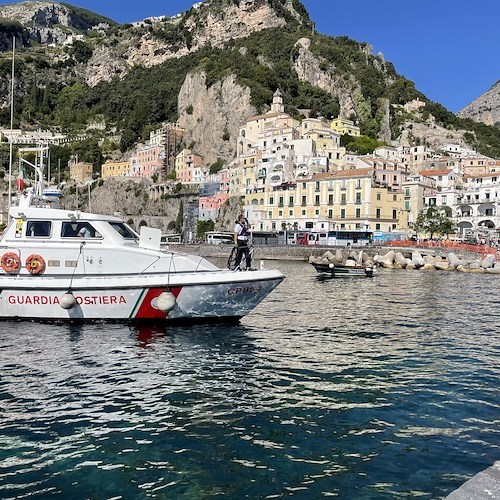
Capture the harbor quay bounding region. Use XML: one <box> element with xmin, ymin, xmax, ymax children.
<box><xmin>175</xmin><ymin>243</ymin><xmax>499</xmax><ymax>273</ymax></box>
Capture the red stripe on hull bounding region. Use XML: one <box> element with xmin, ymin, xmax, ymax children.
<box><xmin>134</xmin><ymin>287</ymin><xmax>182</xmax><ymax>319</ymax></box>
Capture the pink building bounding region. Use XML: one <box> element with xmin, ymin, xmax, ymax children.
<box><xmin>199</xmin><ymin>192</ymin><xmax>230</xmax><ymax>221</ymax></box>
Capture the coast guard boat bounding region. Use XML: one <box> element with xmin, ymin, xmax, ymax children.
<box><xmin>0</xmin><ymin>165</ymin><xmax>283</xmax><ymax>323</ymax></box>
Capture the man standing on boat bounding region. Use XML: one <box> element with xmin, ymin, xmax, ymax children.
<box><xmin>233</xmin><ymin>215</ymin><xmax>253</xmax><ymax>270</ymax></box>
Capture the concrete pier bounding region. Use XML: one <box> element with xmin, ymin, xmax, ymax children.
<box><xmin>446</xmin><ymin>462</ymin><xmax>500</xmax><ymax>499</ymax></box>
<box><xmin>173</xmin><ymin>244</ymin><xmax>486</xmax><ymax>264</ymax></box>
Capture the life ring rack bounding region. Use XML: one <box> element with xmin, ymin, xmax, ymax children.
<box><xmin>25</xmin><ymin>254</ymin><xmax>46</xmax><ymax>275</ymax></box>
<box><xmin>1</xmin><ymin>252</ymin><xmax>21</xmax><ymax>274</ymax></box>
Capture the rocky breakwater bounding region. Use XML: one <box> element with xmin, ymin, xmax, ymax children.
<box><xmin>308</xmin><ymin>249</ymin><xmax>375</xmax><ymax>268</ymax></box>
<box><xmin>373</xmin><ymin>250</ymin><xmax>500</xmax><ymax>274</ymax></box>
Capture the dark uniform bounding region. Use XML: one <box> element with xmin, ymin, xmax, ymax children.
<box><xmin>233</xmin><ymin>216</ymin><xmax>252</xmax><ymax>270</ymax></box>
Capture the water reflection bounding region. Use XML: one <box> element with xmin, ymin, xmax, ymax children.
<box><xmin>130</xmin><ymin>324</ymin><xmax>168</xmax><ymax>348</ymax></box>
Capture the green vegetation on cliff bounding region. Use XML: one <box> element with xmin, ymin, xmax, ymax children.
<box><xmin>0</xmin><ymin>9</ymin><xmax>499</xmax><ymax>158</ymax></box>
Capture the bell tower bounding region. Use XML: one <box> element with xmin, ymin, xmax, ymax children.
<box><xmin>271</xmin><ymin>89</ymin><xmax>284</xmax><ymax>113</ymax></box>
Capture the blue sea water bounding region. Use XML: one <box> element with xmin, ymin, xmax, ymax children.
<box><xmin>0</xmin><ymin>260</ymin><xmax>499</xmax><ymax>499</ymax></box>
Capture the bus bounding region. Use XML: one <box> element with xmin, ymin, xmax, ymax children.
<box><xmin>322</xmin><ymin>230</ymin><xmax>373</xmax><ymax>246</ymax></box>
<box><xmin>277</xmin><ymin>230</ymin><xmax>372</xmax><ymax>246</ymax></box>
<box><xmin>205</xmin><ymin>231</ymin><xmax>234</xmax><ymax>245</ymax></box>
<box><xmin>250</xmin><ymin>231</ymin><xmax>279</xmax><ymax>246</ymax></box>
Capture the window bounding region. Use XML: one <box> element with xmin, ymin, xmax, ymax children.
<box><xmin>289</xmin><ymin>196</ymin><xmax>294</xmax><ymax>206</ymax></box>
<box><xmin>356</xmin><ymin>208</ymin><xmax>361</xmax><ymax>219</ymax></box>
<box><xmin>377</xmin><ymin>193</ymin><xmax>381</xmax><ymax>201</ymax></box>
<box><xmin>27</xmin><ymin>221</ymin><xmax>51</xmax><ymax>238</ymax></box>
<box><xmin>270</xmin><ymin>196</ymin><xmax>274</xmax><ymax>205</ymax></box>
<box><xmin>301</xmin><ymin>195</ymin><xmax>307</xmax><ymax>206</ymax></box>
<box><xmin>328</xmin><ymin>209</ymin><xmax>333</xmax><ymax>218</ymax></box>
<box><xmin>108</xmin><ymin>222</ymin><xmax>135</xmax><ymax>239</ymax></box>
<box><xmin>315</xmin><ymin>195</ymin><xmax>320</xmax><ymax>206</ymax></box>
<box><xmin>392</xmin><ymin>210</ymin><xmax>397</xmax><ymax>220</ymax></box>
<box><xmin>328</xmin><ymin>194</ymin><xmax>334</xmax><ymax>205</ymax></box>
<box><xmin>340</xmin><ymin>209</ymin><xmax>345</xmax><ymax>219</ymax></box>
<box><xmin>341</xmin><ymin>193</ymin><xmax>346</xmax><ymax>205</ymax></box>
<box><xmin>376</xmin><ymin>208</ymin><xmax>381</xmax><ymax>218</ymax></box>
<box><xmin>355</xmin><ymin>193</ymin><xmax>361</xmax><ymax>204</ymax></box>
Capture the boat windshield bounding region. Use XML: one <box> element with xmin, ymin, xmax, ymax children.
<box><xmin>109</xmin><ymin>222</ymin><xmax>138</xmax><ymax>239</ymax></box>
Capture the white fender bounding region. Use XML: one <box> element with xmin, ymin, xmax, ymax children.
<box><xmin>60</xmin><ymin>292</ymin><xmax>76</xmax><ymax>310</ymax></box>
<box><xmin>155</xmin><ymin>291</ymin><xmax>177</xmax><ymax>312</ymax></box>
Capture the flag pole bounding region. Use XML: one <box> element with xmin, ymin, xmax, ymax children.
<box><xmin>7</xmin><ymin>36</ymin><xmax>15</xmax><ymax>221</ymax></box>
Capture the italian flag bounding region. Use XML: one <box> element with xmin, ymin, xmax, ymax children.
<box><xmin>16</xmin><ymin>165</ymin><xmax>24</xmax><ymax>191</ymax></box>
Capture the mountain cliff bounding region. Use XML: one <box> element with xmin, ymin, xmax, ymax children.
<box><xmin>0</xmin><ymin>0</ymin><xmax>499</xmax><ymax>167</ymax></box>
<box><xmin>0</xmin><ymin>1</ymin><xmax>116</xmax><ymax>47</ymax></box>
<box><xmin>457</xmin><ymin>81</ymin><xmax>500</xmax><ymax>127</ymax></box>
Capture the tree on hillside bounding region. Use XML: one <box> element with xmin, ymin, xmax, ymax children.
<box><xmin>176</xmin><ymin>200</ymin><xmax>184</xmax><ymax>234</ymax></box>
<box><xmin>341</xmin><ymin>134</ymin><xmax>382</xmax><ymax>155</ymax></box>
<box><xmin>197</xmin><ymin>219</ymin><xmax>214</xmax><ymax>239</ymax></box>
<box><xmin>414</xmin><ymin>206</ymin><xmax>456</xmax><ymax>240</ymax></box>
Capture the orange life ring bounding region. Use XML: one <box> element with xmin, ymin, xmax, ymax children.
<box><xmin>1</xmin><ymin>252</ymin><xmax>21</xmax><ymax>274</ymax></box>
<box><xmin>25</xmin><ymin>254</ymin><xmax>46</xmax><ymax>275</ymax></box>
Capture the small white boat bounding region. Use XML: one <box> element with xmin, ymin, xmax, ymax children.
<box><xmin>42</xmin><ymin>187</ymin><xmax>63</xmax><ymax>198</ymax></box>
<box><xmin>0</xmin><ymin>189</ymin><xmax>284</xmax><ymax>324</ymax></box>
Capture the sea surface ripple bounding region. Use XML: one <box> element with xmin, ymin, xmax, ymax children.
<box><xmin>0</xmin><ymin>261</ymin><xmax>499</xmax><ymax>499</ymax></box>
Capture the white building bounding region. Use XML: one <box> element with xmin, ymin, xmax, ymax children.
<box><xmin>456</xmin><ymin>172</ymin><xmax>500</xmax><ymax>238</ymax></box>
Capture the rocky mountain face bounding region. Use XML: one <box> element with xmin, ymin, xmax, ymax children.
<box><xmin>292</xmin><ymin>37</ymin><xmax>391</xmax><ymax>142</ymax></box>
<box><xmin>177</xmin><ymin>71</ymin><xmax>256</xmax><ymax>165</ymax></box>
<box><xmin>0</xmin><ymin>0</ymin><xmax>498</xmax><ymax>167</ymax></box>
<box><xmin>457</xmin><ymin>81</ymin><xmax>500</xmax><ymax>127</ymax></box>
<box><xmin>0</xmin><ymin>1</ymin><xmax>114</xmax><ymax>46</ymax></box>
<box><xmin>85</xmin><ymin>0</ymin><xmax>305</xmax><ymax>87</ymax></box>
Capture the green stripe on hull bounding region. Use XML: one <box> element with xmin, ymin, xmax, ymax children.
<box><xmin>129</xmin><ymin>289</ymin><xmax>147</xmax><ymax>319</ymax></box>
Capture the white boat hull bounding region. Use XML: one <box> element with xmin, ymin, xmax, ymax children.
<box><xmin>0</xmin><ymin>270</ymin><xmax>283</xmax><ymax>323</ymax></box>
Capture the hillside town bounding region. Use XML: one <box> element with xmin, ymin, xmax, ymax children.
<box><xmin>2</xmin><ymin>90</ymin><xmax>499</xmax><ymax>244</ymax></box>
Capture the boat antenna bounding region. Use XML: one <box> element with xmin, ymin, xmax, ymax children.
<box><xmin>7</xmin><ymin>36</ymin><xmax>15</xmax><ymax>221</ymax></box>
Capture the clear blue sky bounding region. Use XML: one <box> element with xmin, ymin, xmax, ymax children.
<box><xmin>1</xmin><ymin>0</ymin><xmax>498</xmax><ymax>112</ymax></box>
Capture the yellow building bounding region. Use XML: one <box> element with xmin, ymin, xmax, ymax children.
<box><xmin>70</xmin><ymin>161</ymin><xmax>93</xmax><ymax>183</ymax></box>
<box><xmin>246</xmin><ymin>168</ymin><xmax>405</xmax><ymax>233</ymax></box>
<box><xmin>330</xmin><ymin>117</ymin><xmax>360</xmax><ymax>137</ymax></box>
<box><xmin>101</xmin><ymin>160</ymin><xmax>130</xmax><ymax>179</ymax></box>
<box><xmin>175</xmin><ymin>149</ymin><xmax>204</xmax><ymax>183</ymax></box>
